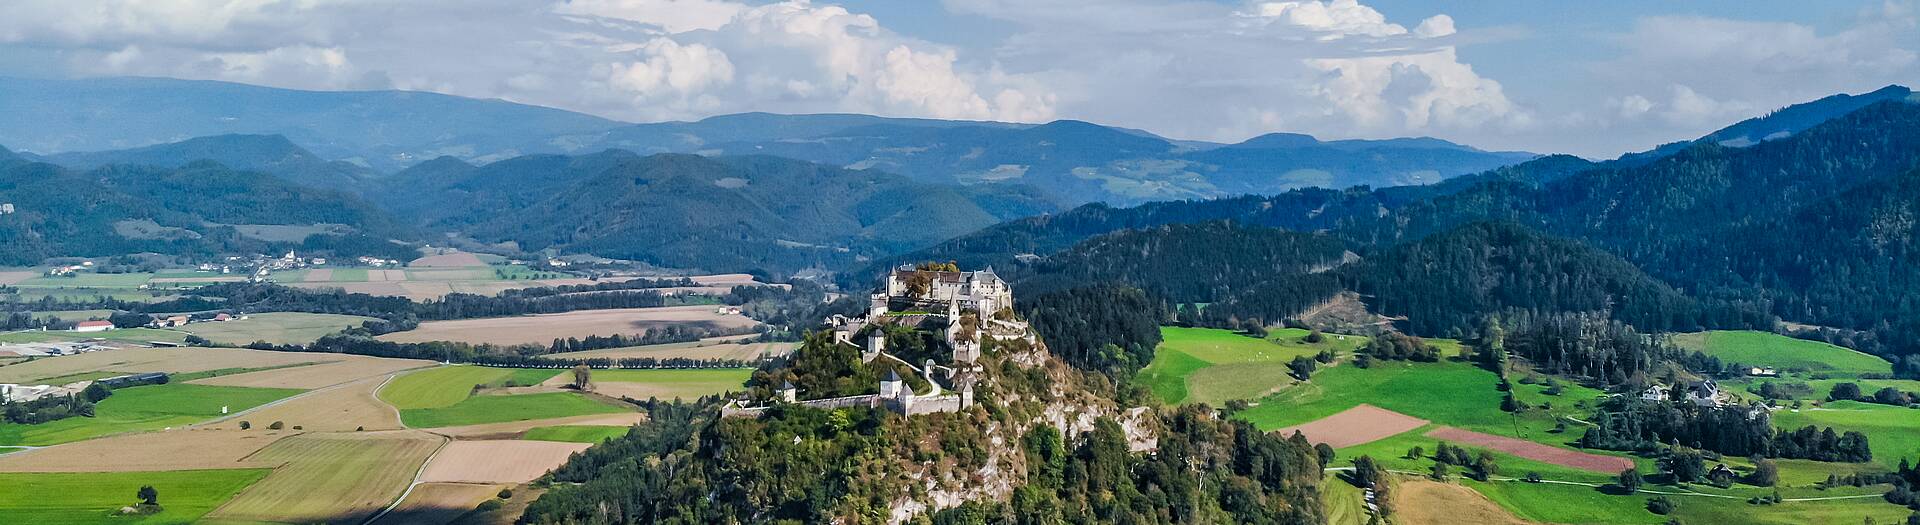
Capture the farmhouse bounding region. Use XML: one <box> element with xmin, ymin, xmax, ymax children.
<box><xmin>71</xmin><ymin>320</ymin><xmax>114</xmax><ymax>333</ymax></box>
<box><xmin>1640</xmin><ymin>384</ymin><xmax>1669</xmax><ymax>402</ymax></box>
<box><xmin>1747</xmin><ymin>366</ymin><xmax>1779</xmax><ymax>377</ymax></box>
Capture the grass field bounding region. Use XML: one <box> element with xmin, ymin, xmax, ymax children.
<box><xmin>0</xmin><ymin>327</ymin><xmax>189</xmax><ymax>345</ymax></box>
<box><xmin>522</xmin><ymin>425</ymin><xmax>634</xmax><ymax>443</ymax></box>
<box><xmin>1773</xmin><ymin>401</ymin><xmax>1920</xmax><ymax>468</ymax></box>
<box><xmin>0</xmin><ymin>383</ymin><xmax>302</xmax><ymax>446</ymax></box>
<box><xmin>399</xmin><ymin>392</ymin><xmax>631</xmax><ymax>428</ymax></box>
<box><xmin>0</xmin><ymin>469</ymin><xmax>270</xmax><ymax>524</ymax></box>
<box><xmin>16</xmin><ymin>272</ymin><xmax>157</xmax><ymax>288</ymax></box>
<box><xmin>183</xmin><ymin>312</ymin><xmax>377</xmax><ymax>346</ymax></box>
<box><xmin>1671</xmin><ymin>331</ymin><xmax>1892</xmax><ymax>376</ymax></box>
<box><xmin>582</xmin><ymin>368</ymin><xmax>753</xmax><ymax>400</ymax></box>
<box><xmin>379</xmin><ymin>366</ymin><xmax>565</xmax><ymax>409</ymax></box>
<box><xmin>1138</xmin><ymin>327</ymin><xmax>1367</xmax><ymax>405</ymax></box>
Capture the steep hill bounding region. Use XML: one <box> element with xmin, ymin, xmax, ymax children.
<box><xmin>0</xmin><ymin>76</ymin><xmax>624</xmax><ymax>171</ymax></box>
<box><xmin>384</xmin><ymin>152</ymin><xmax>1060</xmax><ymax>275</ymax></box>
<box><xmin>41</xmin><ymin>134</ymin><xmax>372</xmax><ymax>189</ymax></box>
<box><xmin>1013</xmin><ymin>221</ymin><xmax>1351</xmax><ymax>302</ymax></box>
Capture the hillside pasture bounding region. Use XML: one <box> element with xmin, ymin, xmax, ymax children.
<box><xmin>0</xmin><ymin>382</ymin><xmax>301</xmax><ymax>446</ymax></box>
<box><xmin>378</xmin><ymin>306</ymin><xmax>759</xmax><ymax>346</ymax></box>
<box><xmin>182</xmin><ymin>312</ymin><xmax>378</xmax><ymax>346</ymax></box>
<box><xmin>1138</xmin><ymin>327</ymin><xmax>1366</xmax><ymax>405</ymax></box>
<box><xmin>561</xmin><ymin>368</ymin><xmax>752</xmax><ymax>401</ymax></box>
<box><xmin>1671</xmin><ymin>330</ymin><xmax>1891</xmax><ymax>376</ymax></box>
<box><xmin>203</xmin><ymin>431</ymin><xmax>443</xmax><ymax>525</ymax></box>
<box><xmin>1772</xmin><ymin>401</ymin><xmax>1920</xmax><ymax>468</ymax></box>
<box><xmin>0</xmin><ymin>468</ymin><xmax>270</xmax><ymax>524</ymax></box>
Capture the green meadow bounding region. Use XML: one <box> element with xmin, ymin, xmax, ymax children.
<box><xmin>398</xmin><ymin>392</ymin><xmax>629</xmax><ymax>428</ymax></box>
<box><xmin>378</xmin><ymin>365</ymin><xmax>566</xmax><ymax>409</ymax></box>
<box><xmin>0</xmin><ymin>383</ymin><xmax>302</xmax><ymax>446</ymax></box>
<box><xmin>1671</xmin><ymin>331</ymin><xmax>1892</xmax><ymax>376</ymax></box>
<box><xmin>588</xmin><ymin>368</ymin><xmax>753</xmax><ymax>399</ymax></box>
<box><xmin>1773</xmin><ymin>401</ymin><xmax>1920</xmax><ymax>468</ymax></box>
<box><xmin>523</xmin><ymin>425</ymin><xmax>635</xmax><ymax>443</ymax></box>
<box><xmin>0</xmin><ymin>469</ymin><xmax>270</xmax><ymax>524</ymax></box>
<box><xmin>1138</xmin><ymin>327</ymin><xmax>1366</xmax><ymax>405</ymax></box>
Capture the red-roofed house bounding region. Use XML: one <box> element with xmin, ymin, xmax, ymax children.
<box><xmin>73</xmin><ymin>320</ymin><xmax>115</xmax><ymax>333</ymax></box>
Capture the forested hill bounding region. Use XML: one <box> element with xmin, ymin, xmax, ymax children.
<box><xmin>1345</xmin><ymin>222</ymin><xmax>1769</xmax><ymax>337</ymax></box>
<box><xmin>875</xmin><ymin>98</ymin><xmax>1920</xmax><ymax>366</ymax></box>
<box><xmin>1012</xmin><ymin>222</ymin><xmax>1351</xmax><ymax>302</ymax></box>
<box><xmin>40</xmin><ymin>134</ymin><xmax>373</xmax><ymax>189</ymax></box>
<box><xmin>1616</xmin><ymin>84</ymin><xmax>1915</xmax><ymax>165</ymax></box>
<box><xmin>0</xmin><ymin>159</ymin><xmax>411</xmax><ymax>264</ymax></box>
<box><xmin>381</xmin><ymin>151</ymin><xmax>1060</xmax><ymax>275</ymax></box>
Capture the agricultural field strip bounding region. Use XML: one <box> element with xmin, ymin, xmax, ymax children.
<box><xmin>363</xmin><ymin>432</ymin><xmax>454</xmax><ymax>525</ymax></box>
<box><xmin>1322</xmin><ymin>466</ymin><xmax>1884</xmax><ymax>502</ymax></box>
<box><xmin>194</xmin><ymin>366</ymin><xmax>427</xmax><ymax>429</ymax></box>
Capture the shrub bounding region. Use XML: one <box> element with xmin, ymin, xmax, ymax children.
<box><xmin>498</xmin><ymin>488</ymin><xmax>513</xmax><ymax>499</ymax></box>
<box><xmin>1646</xmin><ymin>496</ymin><xmax>1675</xmax><ymax>515</ymax></box>
<box><xmin>476</xmin><ymin>499</ymin><xmax>505</xmax><ymax>512</ymax></box>
<box><xmin>238</xmin><ymin>421</ymin><xmax>251</xmax><ymax>430</ymax></box>
<box><xmin>268</xmin><ymin>421</ymin><xmax>284</xmax><ymax>430</ymax></box>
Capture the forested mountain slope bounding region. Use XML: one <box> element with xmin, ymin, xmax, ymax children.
<box><xmin>41</xmin><ymin>134</ymin><xmax>373</xmax><ymax>189</ymax></box>
<box><xmin>0</xmin><ymin>159</ymin><xmax>409</xmax><ymax>264</ymax></box>
<box><xmin>383</xmin><ymin>152</ymin><xmax>1060</xmax><ymax>275</ymax></box>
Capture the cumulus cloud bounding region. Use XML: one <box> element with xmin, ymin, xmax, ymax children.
<box><xmin>0</xmin><ymin>0</ymin><xmax>1052</xmax><ymax>124</ymax></box>
<box><xmin>947</xmin><ymin>0</ymin><xmax>1526</xmax><ymax>143</ymax></box>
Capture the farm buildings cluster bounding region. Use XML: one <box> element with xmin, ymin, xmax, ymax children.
<box><xmin>727</xmin><ymin>265</ymin><xmax>1031</xmax><ymax>417</ymax></box>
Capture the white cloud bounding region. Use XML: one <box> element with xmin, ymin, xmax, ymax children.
<box><xmin>947</xmin><ymin>0</ymin><xmax>1526</xmax><ymax>143</ymax></box>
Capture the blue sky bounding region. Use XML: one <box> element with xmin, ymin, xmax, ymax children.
<box><xmin>0</xmin><ymin>1</ymin><xmax>1914</xmax><ymax>157</ymax></box>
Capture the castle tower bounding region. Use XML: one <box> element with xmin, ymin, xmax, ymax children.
<box><xmin>864</xmin><ymin>330</ymin><xmax>885</xmax><ymax>363</ymax></box>
<box><xmin>879</xmin><ymin>369</ymin><xmax>903</xmax><ymax>399</ymax></box>
<box><xmin>778</xmin><ymin>380</ymin><xmax>798</xmax><ymax>403</ymax></box>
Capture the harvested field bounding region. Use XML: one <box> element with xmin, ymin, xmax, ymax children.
<box><xmin>420</xmin><ymin>440</ymin><xmax>591</xmax><ymax>484</ymax></box>
<box><xmin>374</xmin><ymin>482</ymin><xmax>506</xmax><ymax>525</ymax></box>
<box><xmin>1272</xmin><ymin>404</ymin><xmax>1428</xmax><ymax>448</ymax></box>
<box><xmin>0</xmin><ymin>270</ymin><xmax>37</xmax><ymax>285</ymax></box>
<box><xmin>411</xmin><ymin>252</ymin><xmax>489</xmax><ymax>267</ymax></box>
<box><xmin>0</xmin><ymin>346</ymin><xmax>342</xmax><ymax>383</ymax></box>
<box><xmin>223</xmin><ymin>375</ymin><xmax>409</xmax><ymax>432</ymax></box>
<box><xmin>380</xmin><ymin>306</ymin><xmax>759</xmax><ymax>346</ymax></box>
<box><xmin>304</xmin><ymin>268</ymin><xmax>334</xmax><ymax>282</ymax></box>
<box><xmin>432</xmin><ymin>412</ymin><xmax>649</xmax><ymax>439</ymax></box>
<box><xmin>544</xmin><ymin>338</ymin><xmax>796</xmax><ymax>361</ymax></box>
<box><xmin>1424</xmin><ymin>426</ymin><xmax>1633</xmax><ymax>473</ymax></box>
<box><xmin>206</xmin><ymin>430</ymin><xmax>444</xmax><ymax>524</ymax></box>
<box><xmin>0</xmin><ymin>428</ymin><xmax>292</xmax><ymax>472</ymax></box>
<box><xmin>1394</xmin><ymin>480</ymin><xmax>1536</xmax><ymax>525</ymax></box>
<box><xmin>367</xmin><ymin>268</ymin><xmax>408</xmax><ymax>281</ymax></box>
<box><xmin>191</xmin><ymin>354</ymin><xmax>430</xmax><ymax>389</ymax></box>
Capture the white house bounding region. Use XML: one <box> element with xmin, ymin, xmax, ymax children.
<box><xmin>72</xmin><ymin>320</ymin><xmax>114</xmax><ymax>333</ymax></box>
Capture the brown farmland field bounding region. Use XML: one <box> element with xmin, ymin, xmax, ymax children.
<box><xmin>542</xmin><ymin>338</ymin><xmax>796</xmax><ymax>361</ymax></box>
<box><xmin>1424</xmin><ymin>426</ymin><xmax>1634</xmax><ymax>473</ymax></box>
<box><xmin>222</xmin><ymin>375</ymin><xmax>410</xmax><ymax>432</ymax></box>
<box><xmin>204</xmin><ymin>430</ymin><xmax>444</xmax><ymax>524</ymax></box>
<box><xmin>0</xmin><ymin>427</ymin><xmax>293</xmax><ymax>472</ymax></box>
<box><xmin>1272</xmin><ymin>404</ymin><xmax>1429</xmax><ymax>448</ymax></box>
<box><xmin>431</xmin><ymin>412</ymin><xmax>649</xmax><ymax>440</ymax></box>
<box><xmin>419</xmin><ymin>440</ymin><xmax>590</xmax><ymax>484</ymax></box>
<box><xmin>373</xmin><ymin>482</ymin><xmax>506</xmax><ymax>525</ymax></box>
<box><xmin>0</xmin><ymin>347</ymin><xmax>342</xmax><ymax>384</ymax></box>
<box><xmin>190</xmin><ymin>355</ymin><xmax>430</xmax><ymax>389</ymax></box>
<box><xmin>378</xmin><ymin>306</ymin><xmax>759</xmax><ymax>346</ymax></box>
<box><xmin>1394</xmin><ymin>480</ymin><xmax>1537</xmax><ymax>525</ymax></box>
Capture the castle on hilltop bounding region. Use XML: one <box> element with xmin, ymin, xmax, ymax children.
<box><xmin>725</xmin><ymin>264</ymin><xmax>1030</xmax><ymax>418</ymax></box>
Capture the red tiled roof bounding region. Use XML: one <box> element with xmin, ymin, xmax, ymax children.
<box><xmin>75</xmin><ymin>320</ymin><xmax>114</xmax><ymax>328</ymax></box>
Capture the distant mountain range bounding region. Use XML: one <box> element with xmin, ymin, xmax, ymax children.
<box><xmin>2</xmin><ymin>77</ymin><xmax>1537</xmax><ymax>205</ymax></box>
